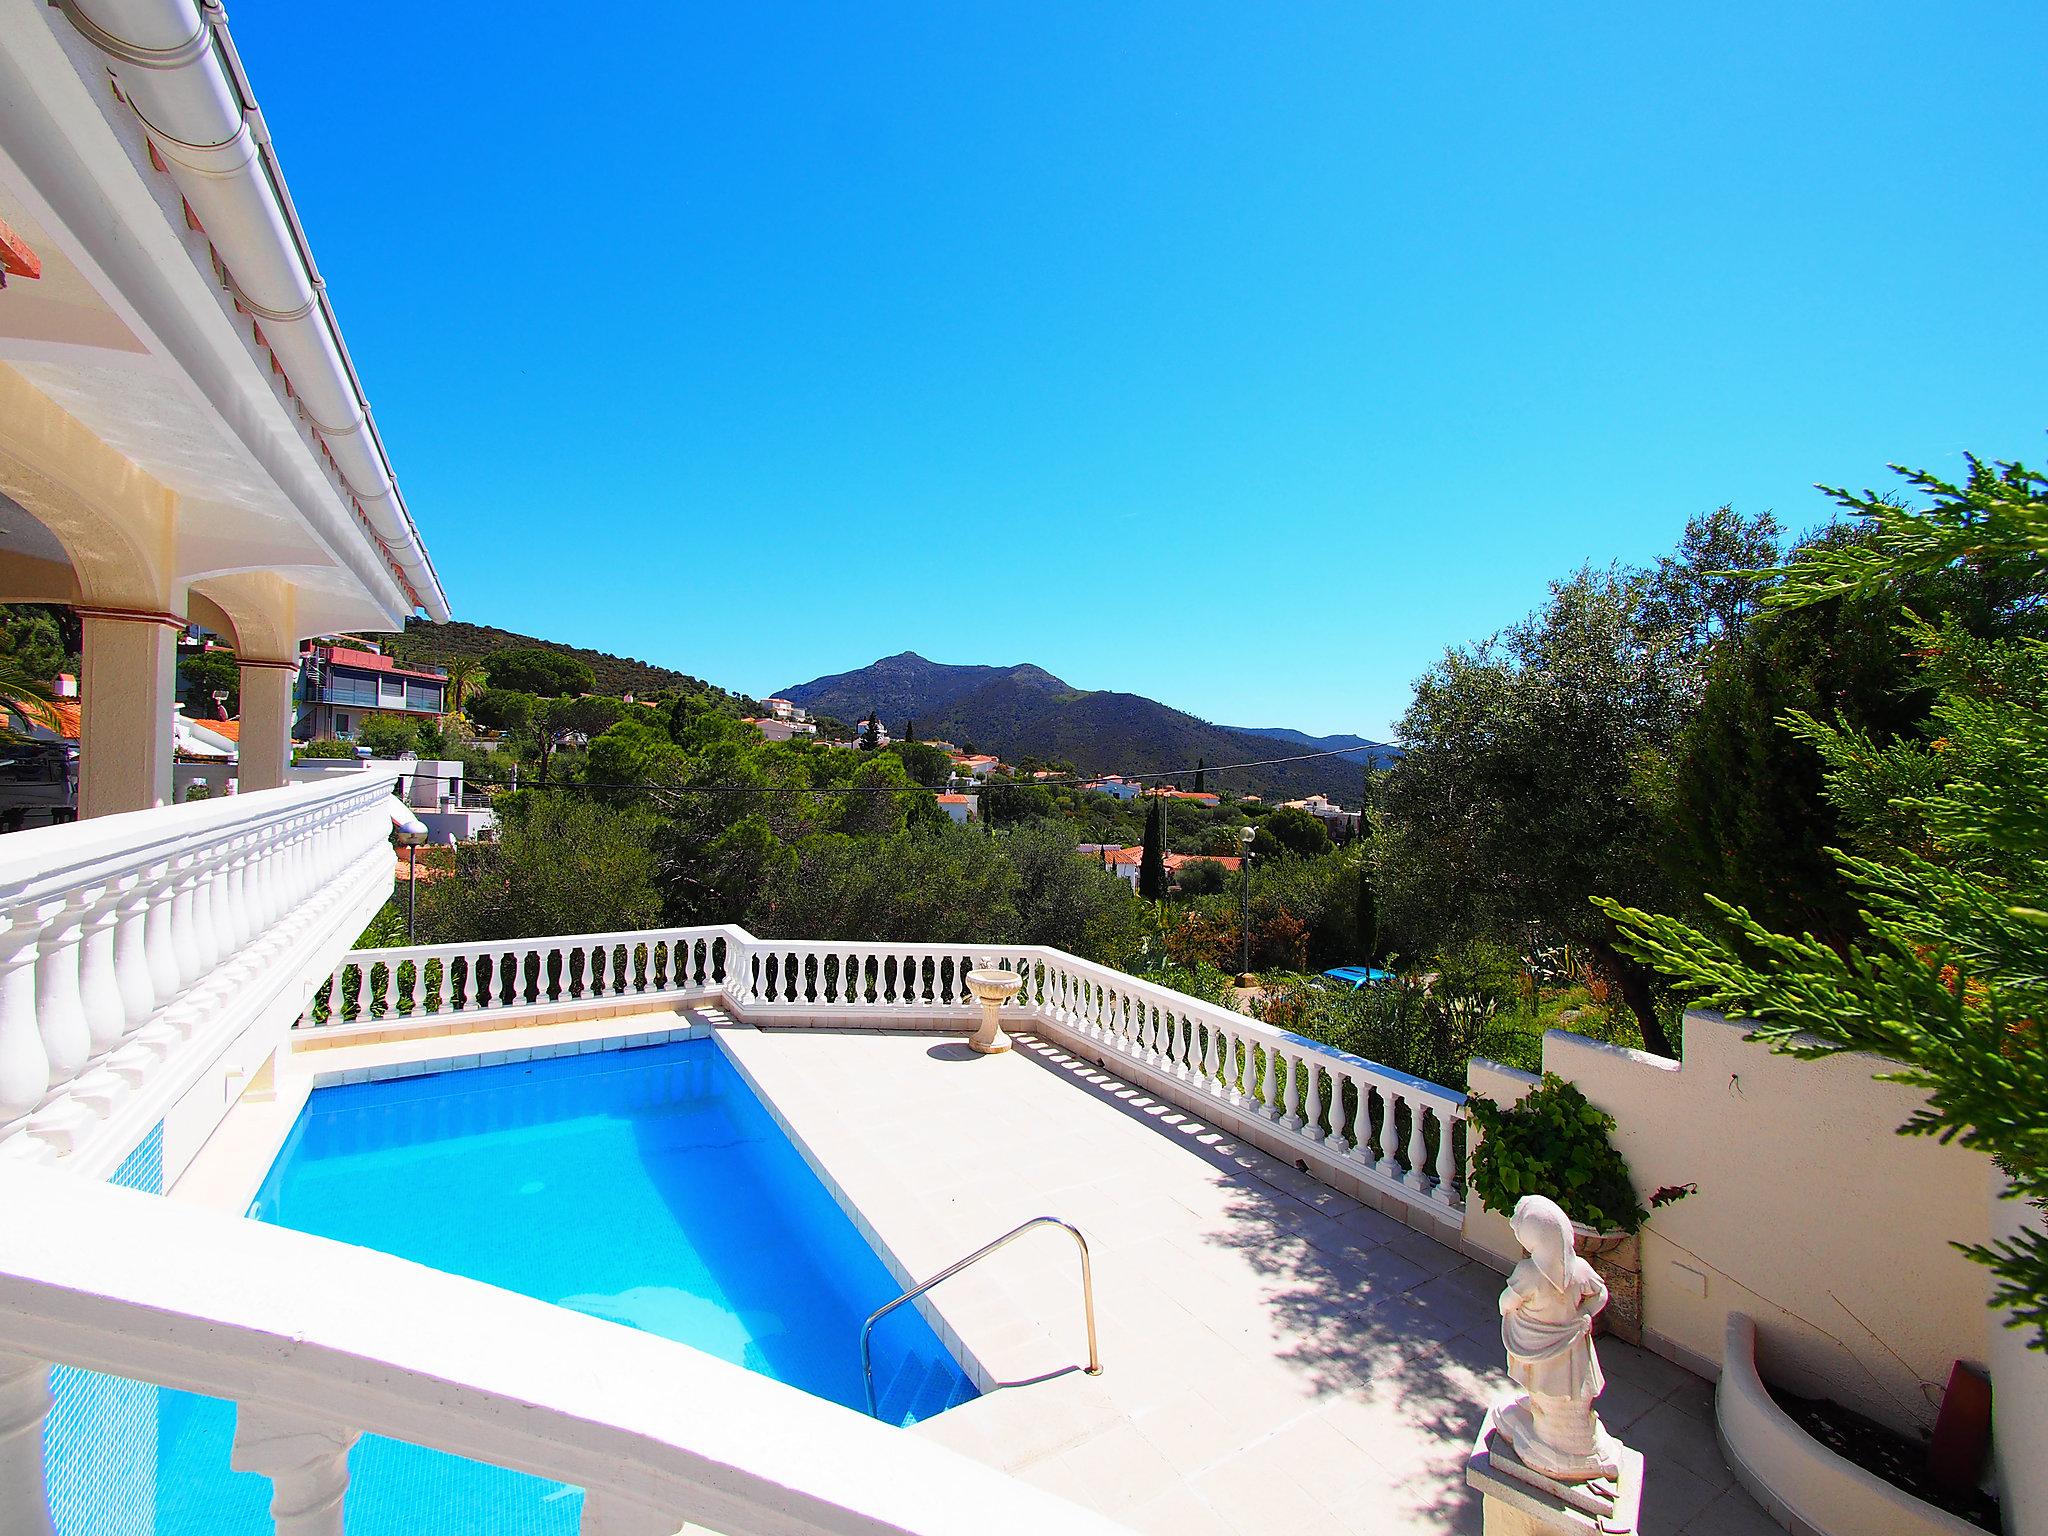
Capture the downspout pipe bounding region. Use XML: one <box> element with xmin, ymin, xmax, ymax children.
<box><xmin>56</xmin><ymin>0</ymin><xmax>451</xmax><ymax>623</ymax></box>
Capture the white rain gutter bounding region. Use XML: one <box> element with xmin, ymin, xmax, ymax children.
<box><xmin>55</xmin><ymin>0</ymin><xmax>451</xmax><ymax>622</ymax></box>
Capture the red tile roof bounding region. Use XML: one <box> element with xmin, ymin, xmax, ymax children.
<box><xmin>0</xmin><ymin>700</ymin><xmax>81</xmax><ymax>740</ymax></box>
<box><xmin>306</xmin><ymin>645</ymin><xmax>447</xmax><ymax>684</ymax></box>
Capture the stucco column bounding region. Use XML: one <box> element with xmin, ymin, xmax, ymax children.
<box><xmin>76</xmin><ymin>607</ymin><xmax>179</xmax><ymax>818</ymax></box>
<box><xmin>236</xmin><ymin>656</ymin><xmax>297</xmax><ymax>793</ymax></box>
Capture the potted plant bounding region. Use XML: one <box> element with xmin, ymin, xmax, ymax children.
<box><xmin>1466</xmin><ymin>1074</ymin><xmax>1688</xmax><ymax>1344</ymax></box>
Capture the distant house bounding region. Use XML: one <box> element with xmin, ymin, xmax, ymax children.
<box><xmin>949</xmin><ymin>753</ymin><xmax>1001</xmax><ymax>781</ymax></box>
<box><xmin>1083</xmin><ymin>844</ymin><xmax>1241</xmax><ymax>892</ymax></box>
<box><xmin>296</xmin><ymin>643</ymin><xmax>447</xmax><ymax>742</ymax></box>
<box><xmin>763</xmin><ymin>697</ymin><xmax>809</xmax><ymax>724</ymax></box>
<box><xmin>742</xmin><ymin>716</ymin><xmax>817</xmax><ymax>742</ymax></box>
<box><xmin>1279</xmin><ymin>794</ymin><xmax>1360</xmax><ymax>836</ymax></box>
<box><xmin>1084</xmin><ymin>775</ymin><xmax>1141</xmax><ymax>801</ymax></box>
<box><xmin>936</xmin><ymin>791</ymin><xmax>977</xmax><ymax>825</ymax></box>
<box><xmin>1146</xmin><ymin>786</ymin><xmax>1221</xmax><ymax>808</ymax></box>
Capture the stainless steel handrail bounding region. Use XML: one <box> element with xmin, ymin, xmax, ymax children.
<box><xmin>860</xmin><ymin>1215</ymin><xmax>1102</xmax><ymax>1418</ymax></box>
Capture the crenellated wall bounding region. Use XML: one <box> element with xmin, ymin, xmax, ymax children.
<box><xmin>1465</xmin><ymin>1010</ymin><xmax>1993</xmax><ymax>1440</ymax></box>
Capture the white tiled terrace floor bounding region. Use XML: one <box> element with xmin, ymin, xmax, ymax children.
<box><xmin>717</xmin><ymin>1020</ymin><xmax>1776</xmax><ymax>1536</ymax></box>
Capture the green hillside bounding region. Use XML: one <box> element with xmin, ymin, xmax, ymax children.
<box><xmin>355</xmin><ymin>618</ymin><xmax>738</xmax><ymax>703</ymax></box>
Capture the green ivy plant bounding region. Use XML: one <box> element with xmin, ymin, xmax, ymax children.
<box><xmin>1467</xmin><ymin>1074</ymin><xmax>1658</xmax><ymax>1234</ymax></box>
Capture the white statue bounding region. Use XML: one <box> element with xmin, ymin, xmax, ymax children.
<box><xmin>1497</xmin><ymin>1194</ymin><xmax>1621</xmax><ymax>1483</ymax></box>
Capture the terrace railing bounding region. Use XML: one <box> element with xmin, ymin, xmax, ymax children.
<box><xmin>301</xmin><ymin>928</ymin><xmax>1468</xmax><ymax>1225</ymax></box>
<box><xmin>0</xmin><ymin>769</ymin><xmax>403</xmax><ymax>1175</ymax></box>
<box><xmin>0</xmin><ymin>1161</ymin><xmax>1126</xmax><ymax>1536</ymax></box>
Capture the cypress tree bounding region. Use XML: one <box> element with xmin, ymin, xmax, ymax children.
<box><xmin>1193</xmin><ymin>758</ymin><xmax>1206</xmax><ymax>794</ymax></box>
<box><xmin>1138</xmin><ymin>797</ymin><xmax>1166</xmax><ymax>900</ymax></box>
<box><xmin>1356</xmin><ymin>866</ymin><xmax>1379</xmax><ymax>965</ymax></box>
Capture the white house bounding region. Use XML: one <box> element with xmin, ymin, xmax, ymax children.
<box><xmin>1084</xmin><ymin>774</ymin><xmax>1141</xmax><ymax>801</ymax></box>
<box><xmin>935</xmin><ymin>791</ymin><xmax>975</xmax><ymax>824</ymax></box>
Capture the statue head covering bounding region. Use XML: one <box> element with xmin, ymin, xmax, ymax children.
<box><xmin>1511</xmin><ymin>1194</ymin><xmax>1577</xmax><ymax>1292</ymax></box>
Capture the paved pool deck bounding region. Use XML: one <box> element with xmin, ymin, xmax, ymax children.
<box><xmin>716</xmin><ymin>1018</ymin><xmax>1777</xmax><ymax>1536</ymax></box>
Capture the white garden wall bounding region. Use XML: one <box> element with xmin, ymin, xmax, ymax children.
<box><xmin>1465</xmin><ymin>1010</ymin><xmax>1991</xmax><ymax>1439</ymax></box>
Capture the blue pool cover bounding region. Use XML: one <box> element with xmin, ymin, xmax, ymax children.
<box><xmin>127</xmin><ymin>1038</ymin><xmax>976</xmax><ymax>1536</ymax></box>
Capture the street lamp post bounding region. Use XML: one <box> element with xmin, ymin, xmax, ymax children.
<box><xmin>1237</xmin><ymin>823</ymin><xmax>1257</xmax><ymax>977</ymax></box>
<box><xmin>394</xmin><ymin>826</ymin><xmax>427</xmax><ymax>941</ymax></box>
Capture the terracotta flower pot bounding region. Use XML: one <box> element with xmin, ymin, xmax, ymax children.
<box><xmin>1572</xmin><ymin>1222</ymin><xmax>1642</xmax><ymax>1346</ymax></box>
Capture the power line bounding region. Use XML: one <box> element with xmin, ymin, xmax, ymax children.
<box><xmin>386</xmin><ymin>740</ymin><xmax>1380</xmax><ymax>799</ymax></box>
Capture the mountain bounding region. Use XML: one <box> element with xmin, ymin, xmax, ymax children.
<box><xmin>1227</xmin><ymin>725</ymin><xmax>1388</xmax><ymax>755</ymax></box>
<box><xmin>355</xmin><ymin>618</ymin><xmax>737</xmax><ymax>703</ymax></box>
<box><xmin>782</xmin><ymin>652</ymin><xmax>1395</xmax><ymax>802</ymax></box>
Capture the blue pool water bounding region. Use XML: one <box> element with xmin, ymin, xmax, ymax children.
<box><xmin>124</xmin><ymin>1038</ymin><xmax>976</xmax><ymax>1536</ymax></box>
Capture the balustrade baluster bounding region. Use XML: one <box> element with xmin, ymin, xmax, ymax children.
<box><xmin>0</xmin><ymin>1352</ymin><xmax>54</xmax><ymax>1536</ymax></box>
<box><xmin>33</xmin><ymin>893</ymin><xmax>92</xmax><ymax>1094</ymax></box>
<box><xmin>1429</xmin><ymin>1116</ymin><xmax>1461</xmax><ymax>1209</ymax></box>
<box><xmin>1376</xmin><ymin>1089</ymin><xmax>1406</xmax><ymax>1182</ymax></box>
<box><xmin>141</xmin><ymin>860</ymin><xmax>181</xmax><ymax>1008</ymax></box>
<box><xmin>166</xmin><ymin>854</ymin><xmax>206</xmax><ymax>992</ymax></box>
<box><xmin>231</xmin><ymin>1405</ymin><xmax>359</xmax><ymax>1536</ymax></box>
<box><xmin>1406</xmin><ymin>1100</ymin><xmax>1433</xmax><ymax>1192</ymax></box>
<box><xmin>223</xmin><ymin>838</ymin><xmax>256</xmax><ymax>953</ymax></box>
<box><xmin>105</xmin><ymin>876</ymin><xmax>154</xmax><ymax>1043</ymax></box>
<box><xmin>1302</xmin><ymin>1055</ymin><xmax>1324</xmax><ymax>1142</ymax></box>
<box><xmin>0</xmin><ymin>915</ymin><xmax>49</xmax><ymax>1139</ymax></box>
<box><xmin>73</xmin><ymin>885</ymin><xmax>125</xmax><ymax>1067</ymax></box>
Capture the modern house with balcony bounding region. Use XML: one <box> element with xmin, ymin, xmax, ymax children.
<box><xmin>0</xmin><ymin>7</ymin><xmax>2043</xmax><ymax>1536</ymax></box>
<box><xmin>294</xmin><ymin>643</ymin><xmax>447</xmax><ymax>743</ymax></box>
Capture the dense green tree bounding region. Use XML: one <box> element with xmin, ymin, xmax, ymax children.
<box><xmin>766</xmin><ymin>827</ymin><xmax>1019</xmax><ymax>944</ymax></box>
<box><xmin>1193</xmin><ymin>759</ymin><xmax>1206</xmax><ymax>793</ymax></box>
<box><xmin>179</xmin><ymin>648</ymin><xmax>240</xmax><ymax>715</ymax></box>
<box><xmin>467</xmin><ymin>687</ymin><xmax>539</xmax><ymax>733</ymax></box>
<box><xmin>1376</xmin><ymin>512</ymin><xmax>1779</xmax><ymax>1057</ymax></box>
<box><xmin>1652</xmin><ymin>540</ymin><xmax>2036</xmax><ymax>952</ymax></box>
<box><xmin>1603</xmin><ymin>451</ymin><xmax>2048</xmax><ymax>1345</ymax></box>
<box><xmin>0</xmin><ymin>605</ymin><xmax>76</xmax><ymax>685</ymax></box>
<box><xmin>1005</xmin><ymin>822</ymin><xmax>1136</xmax><ymax>951</ymax></box>
<box><xmin>1138</xmin><ymin>797</ymin><xmax>1167</xmax><ymax>900</ymax></box>
<box><xmin>582</xmin><ymin>715</ymin><xmax>690</xmax><ymax>802</ymax></box>
<box><xmin>860</xmin><ymin>714</ymin><xmax>881</xmax><ymax>750</ymax></box>
<box><xmin>1256</xmin><ymin>805</ymin><xmax>1333</xmax><ymax>860</ymax></box>
<box><xmin>889</xmin><ymin>739</ymin><xmax>953</xmax><ymax>788</ymax></box>
<box><xmin>417</xmin><ymin>792</ymin><xmax>662</xmax><ymax>942</ymax></box>
<box><xmin>1175</xmin><ymin>858</ymin><xmax>1230</xmax><ymax>895</ymax></box>
<box><xmin>356</xmin><ymin>713</ymin><xmax>420</xmax><ymax>757</ymax></box>
<box><xmin>481</xmin><ymin>646</ymin><xmax>595</xmax><ymax>697</ymax></box>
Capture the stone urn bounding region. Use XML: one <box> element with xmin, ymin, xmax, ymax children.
<box><xmin>1573</xmin><ymin>1222</ymin><xmax>1642</xmax><ymax>1346</ymax></box>
<box><xmin>964</xmin><ymin>968</ymin><xmax>1023</xmax><ymax>1054</ymax></box>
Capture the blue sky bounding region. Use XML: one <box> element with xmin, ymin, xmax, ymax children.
<box><xmin>239</xmin><ymin>4</ymin><xmax>2046</xmax><ymax>739</ymax></box>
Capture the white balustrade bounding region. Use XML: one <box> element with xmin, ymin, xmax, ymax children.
<box><xmin>304</xmin><ymin>927</ymin><xmax>1468</xmax><ymax>1228</ymax></box>
<box><xmin>0</xmin><ymin>770</ymin><xmax>407</xmax><ymax>1166</ymax></box>
<box><xmin>0</xmin><ymin>1164</ymin><xmax>1129</xmax><ymax>1536</ymax></box>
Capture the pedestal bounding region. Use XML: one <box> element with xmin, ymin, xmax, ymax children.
<box><xmin>1468</xmin><ymin>1403</ymin><xmax>1643</xmax><ymax>1536</ymax></box>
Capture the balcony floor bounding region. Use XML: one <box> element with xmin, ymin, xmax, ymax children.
<box><xmin>713</xmin><ymin>1019</ymin><xmax>1771</xmax><ymax>1536</ymax></box>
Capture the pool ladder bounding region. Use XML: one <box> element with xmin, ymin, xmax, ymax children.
<box><xmin>860</xmin><ymin>1215</ymin><xmax>1102</xmax><ymax>1418</ymax></box>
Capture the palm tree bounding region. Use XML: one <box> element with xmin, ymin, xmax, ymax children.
<box><xmin>442</xmin><ymin>656</ymin><xmax>482</xmax><ymax>716</ymax></box>
<box><xmin>0</xmin><ymin>656</ymin><xmax>57</xmax><ymax>740</ymax></box>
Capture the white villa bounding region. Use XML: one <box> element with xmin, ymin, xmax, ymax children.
<box><xmin>0</xmin><ymin>8</ymin><xmax>2041</xmax><ymax>1536</ymax></box>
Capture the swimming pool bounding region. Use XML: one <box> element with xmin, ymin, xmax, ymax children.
<box><xmin>133</xmin><ymin>1038</ymin><xmax>977</xmax><ymax>1536</ymax></box>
